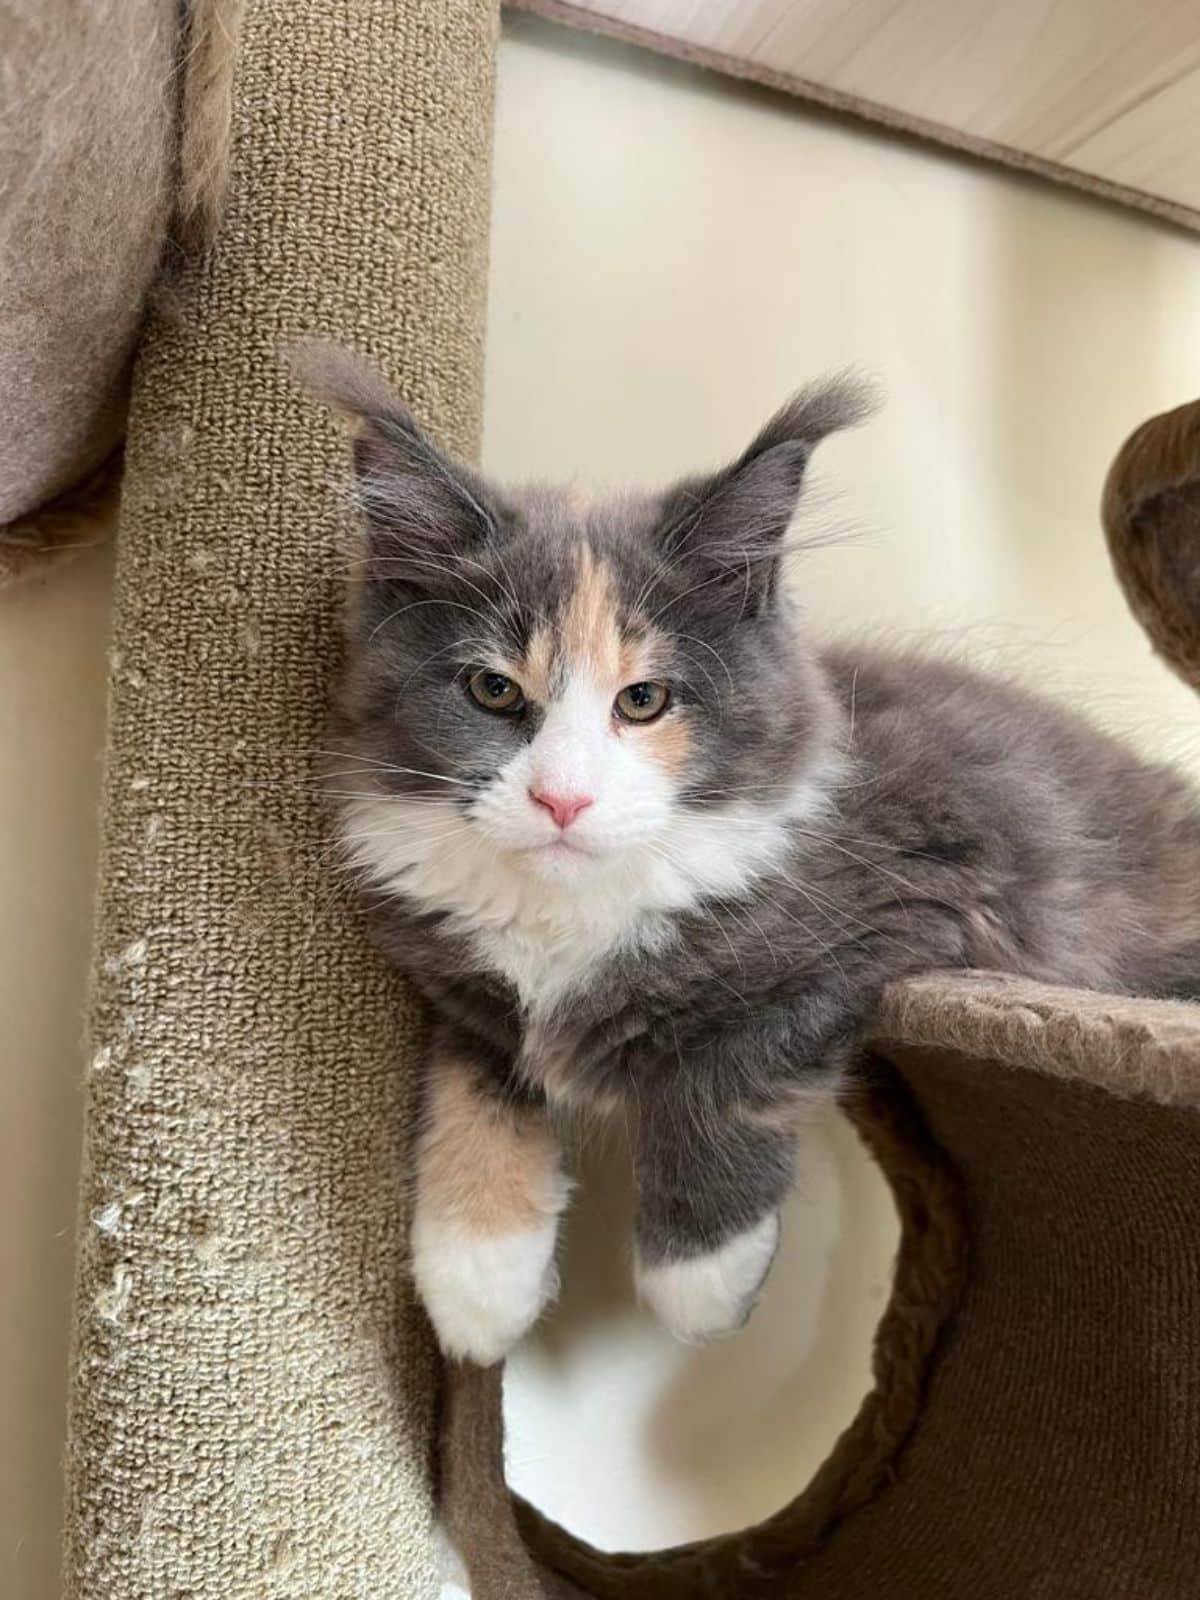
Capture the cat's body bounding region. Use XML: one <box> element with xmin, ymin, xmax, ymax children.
<box><xmin>299</xmin><ymin>343</ymin><xmax>1200</xmax><ymax>1364</ymax></box>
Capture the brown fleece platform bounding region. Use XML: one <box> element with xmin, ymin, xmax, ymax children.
<box><xmin>438</xmin><ymin>401</ymin><xmax>1200</xmax><ymax>1597</ymax></box>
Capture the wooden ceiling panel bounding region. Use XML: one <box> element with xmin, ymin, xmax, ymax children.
<box><xmin>513</xmin><ymin>0</ymin><xmax>1200</xmax><ymax>227</ymax></box>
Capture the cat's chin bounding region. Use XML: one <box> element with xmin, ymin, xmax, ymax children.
<box><xmin>516</xmin><ymin>838</ymin><xmax>603</xmax><ymax>879</ymax></box>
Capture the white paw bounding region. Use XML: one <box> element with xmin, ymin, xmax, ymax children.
<box><xmin>636</xmin><ymin>1212</ymin><xmax>780</xmax><ymax>1344</ymax></box>
<box><xmin>411</xmin><ymin>1206</ymin><xmax>562</xmax><ymax>1366</ymax></box>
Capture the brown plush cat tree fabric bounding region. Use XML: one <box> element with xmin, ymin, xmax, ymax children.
<box><xmin>440</xmin><ymin>399</ymin><xmax>1200</xmax><ymax>1597</ymax></box>
<box><xmin>62</xmin><ymin>2</ymin><xmax>498</xmax><ymax>1596</ymax></box>
<box><xmin>1103</xmin><ymin>398</ymin><xmax>1200</xmax><ymax>699</ymax></box>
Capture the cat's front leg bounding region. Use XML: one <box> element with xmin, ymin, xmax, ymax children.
<box><xmin>410</xmin><ymin>1028</ymin><xmax>569</xmax><ymax>1365</ymax></box>
<box><xmin>632</xmin><ymin>1089</ymin><xmax>799</xmax><ymax>1344</ymax></box>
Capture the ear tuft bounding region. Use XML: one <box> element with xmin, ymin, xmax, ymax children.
<box><xmin>284</xmin><ymin>337</ymin><xmax>411</xmax><ymax>426</ymax></box>
<box><xmin>656</xmin><ymin>371</ymin><xmax>878</xmax><ymax>616</ymax></box>
<box><xmin>285</xmin><ymin>338</ymin><xmax>499</xmax><ymax>575</ymax></box>
<box><xmin>743</xmin><ymin>371</ymin><xmax>879</xmax><ymax>462</ymax></box>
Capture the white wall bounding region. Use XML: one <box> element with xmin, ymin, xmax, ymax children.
<box><xmin>6</xmin><ymin>12</ymin><xmax>1200</xmax><ymax>1596</ymax></box>
<box><xmin>485</xmin><ymin>10</ymin><xmax>1200</xmax><ymax>1556</ymax></box>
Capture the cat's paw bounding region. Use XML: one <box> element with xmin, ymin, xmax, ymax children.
<box><xmin>635</xmin><ymin>1212</ymin><xmax>780</xmax><ymax>1344</ymax></box>
<box><xmin>411</xmin><ymin>1207</ymin><xmax>561</xmax><ymax>1366</ymax></box>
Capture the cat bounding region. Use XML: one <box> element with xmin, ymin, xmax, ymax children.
<box><xmin>296</xmin><ymin>342</ymin><xmax>1200</xmax><ymax>1366</ymax></box>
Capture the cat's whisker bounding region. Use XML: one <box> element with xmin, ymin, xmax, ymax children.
<box><xmin>682</xmin><ymin>783</ymin><xmax>797</xmax><ymax>801</ymax></box>
<box><xmin>242</xmin><ymin>773</ymin><xmax>469</xmax><ymax>805</ymax></box>
<box><xmin>368</xmin><ymin>548</ymin><xmax>516</xmax><ymax>633</ymax></box>
<box><xmin>673</xmin><ymin>631</ymin><xmax>735</xmax><ymax>696</ymax></box>
<box><xmin>312</xmin><ymin>777</ymin><xmax>468</xmax><ymax>801</ymax></box>
<box><xmin>673</xmin><ymin>664</ymin><xmax>726</xmax><ymax>719</ymax></box>
<box><xmin>367</xmin><ymin>596</ymin><xmax>498</xmax><ymax>645</ymax></box>
<box><xmin>395</xmin><ymin>634</ymin><xmax>493</xmax><ymax>695</ymax></box>
<box><xmin>311</xmin><ymin>746</ymin><xmax>481</xmax><ymax>777</ymax></box>
<box><xmin>338</xmin><ymin>763</ymin><xmax>477</xmax><ymax>789</ymax></box>
<box><xmin>366</xmin><ymin>540</ymin><xmax>518</xmax><ymax>620</ymax></box>
<box><xmin>337</xmin><ymin>820</ymin><xmax>471</xmax><ymax>847</ymax></box>
<box><xmin>643</xmin><ymin>560</ymin><xmax>748</xmax><ymax>628</ymax></box>
<box><xmin>440</xmin><ymin>547</ymin><xmax>523</xmax><ymax>625</ymax></box>
<box><xmin>628</xmin><ymin>539</ymin><xmax>705</xmax><ymax>619</ymax></box>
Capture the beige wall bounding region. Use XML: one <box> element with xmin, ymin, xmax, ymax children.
<box><xmin>486</xmin><ymin>11</ymin><xmax>1200</xmax><ymax>1556</ymax></box>
<box><xmin>1</xmin><ymin>541</ymin><xmax>113</xmax><ymax>1600</ymax></box>
<box><xmin>5</xmin><ymin>11</ymin><xmax>1200</xmax><ymax>1595</ymax></box>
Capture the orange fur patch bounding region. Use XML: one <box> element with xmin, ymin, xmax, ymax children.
<box><xmin>637</xmin><ymin>711</ymin><xmax>693</xmax><ymax>775</ymax></box>
<box><xmin>418</xmin><ymin>1055</ymin><xmax>559</xmax><ymax>1236</ymax></box>
<box><xmin>505</xmin><ymin>543</ymin><xmax>674</xmax><ymax>716</ymax></box>
<box><xmin>562</xmin><ymin>545</ymin><xmax>622</xmax><ymax>683</ymax></box>
<box><xmin>518</xmin><ymin>625</ymin><xmax>555</xmax><ymax>704</ymax></box>
<box><xmin>617</xmin><ymin>634</ymin><xmax>651</xmax><ymax>687</ymax></box>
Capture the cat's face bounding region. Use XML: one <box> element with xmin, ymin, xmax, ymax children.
<box><xmin>301</xmin><ymin>344</ymin><xmax>866</xmax><ymax>890</ymax></box>
<box><xmin>349</xmin><ymin>494</ymin><xmax>830</xmax><ymax>883</ymax></box>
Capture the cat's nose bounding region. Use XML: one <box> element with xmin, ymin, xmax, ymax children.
<box><xmin>529</xmin><ymin>788</ymin><xmax>595</xmax><ymax>830</ymax></box>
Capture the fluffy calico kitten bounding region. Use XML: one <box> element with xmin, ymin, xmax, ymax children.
<box><xmin>299</xmin><ymin>344</ymin><xmax>1200</xmax><ymax>1365</ymax></box>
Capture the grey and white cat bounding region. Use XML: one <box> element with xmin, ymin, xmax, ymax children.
<box><xmin>301</xmin><ymin>344</ymin><xmax>1200</xmax><ymax>1366</ymax></box>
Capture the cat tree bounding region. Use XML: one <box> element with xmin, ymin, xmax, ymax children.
<box><xmin>52</xmin><ymin>3</ymin><xmax>497</xmax><ymax>1594</ymax></box>
<box><xmin>4</xmin><ymin>2</ymin><xmax>1195</xmax><ymax>1595</ymax></box>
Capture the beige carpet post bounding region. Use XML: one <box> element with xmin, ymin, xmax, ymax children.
<box><xmin>63</xmin><ymin>3</ymin><xmax>498</xmax><ymax>1594</ymax></box>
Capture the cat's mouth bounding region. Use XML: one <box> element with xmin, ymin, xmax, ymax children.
<box><xmin>524</xmin><ymin>838</ymin><xmax>594</xmax><ymax>857</ymax></box>
<box><xmin>516</xmin><ymin>836</ymin><xmax>600</xmax><ymax>869</ymax></box>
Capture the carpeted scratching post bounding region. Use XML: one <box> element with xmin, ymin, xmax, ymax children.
<box><xmin>441</xmin><ymin>401</ymin><xmax>1200</xmax><ymax>1598</ymax></box>
<box><xmin>62</xmin><ymin>3</ymin><xmax>498</xmax><ymax>1595</ymax></box>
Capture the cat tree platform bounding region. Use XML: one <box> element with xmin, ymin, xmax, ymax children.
<box><xmin>443</xmin><ymin>970</ymin><xmax>1200</xmax><ymax>1597</ymax></box>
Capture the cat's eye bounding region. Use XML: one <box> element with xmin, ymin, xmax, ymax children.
<box><xmin>468</xmin><ymin>670</ymin><xmax>525</xmax><ymax>714</ymax></box>
<box><xmin>615</xmin><ymin>681</ymin><xmax>671</xmax><ymax>723</ymax></box>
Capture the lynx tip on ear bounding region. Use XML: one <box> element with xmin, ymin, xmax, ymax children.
<box><xmin>282</xmin><ymin>337</ymin><xmax>405</xmax><ymax>424</ymax></box>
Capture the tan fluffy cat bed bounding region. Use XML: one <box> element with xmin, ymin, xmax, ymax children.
<box><xmin>438</xmin><ymin>400</ymin><xmax>1200</xmax><ymax>1596</ymax></box>
<box><xmin>0</xmin><ymin>0</ymin><xmax>234</xmax><ymax>587</ymax></box>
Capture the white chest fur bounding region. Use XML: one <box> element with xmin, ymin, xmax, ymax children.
<box><xmin>339</xmin><ymin>787</ymin><xmax>827</xmax><ymax>1018</ymax></box>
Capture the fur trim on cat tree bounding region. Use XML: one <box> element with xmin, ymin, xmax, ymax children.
<box><xmin>440</xmin><ymin>399</ymin><xmax>1200</xmax><ymax>1598</ymax></box>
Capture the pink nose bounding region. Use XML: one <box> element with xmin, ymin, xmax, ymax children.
<box><xmin>529</xmin><ymin>788</ymin><xmax>594</xmax><ymax>830</ymax></box>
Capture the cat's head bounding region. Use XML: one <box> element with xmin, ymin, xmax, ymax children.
<box><xmin>298</xmin><ymin>343</ymin><xmax>868</xmax><ymax>889</ymax></box>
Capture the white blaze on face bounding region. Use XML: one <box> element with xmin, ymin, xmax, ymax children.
<box><xmin>528</xmin><ymin>676</ymin><xmax>613</xmax><ymax>813</ymax></box>
<box><xmin>473</xmin><ymin>670</ymin><xmax>677</xmax><ymax>874</ymax></box>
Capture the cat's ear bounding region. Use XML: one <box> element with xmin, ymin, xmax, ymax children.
<box><xmin>657</xmin><ymin>374</ymin><xmax>875</xmax><ymax>613</ymax></box>
<box><xmin>288</xmin><ymin>339</ymin><xmax>500</xmax><ymax>575</ymax></box>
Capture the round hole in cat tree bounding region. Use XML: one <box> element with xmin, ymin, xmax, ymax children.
<box><xmin>500</xmin><ymin>1106</ymin><xmax>899</xmax><ymax>1552</ymax></box>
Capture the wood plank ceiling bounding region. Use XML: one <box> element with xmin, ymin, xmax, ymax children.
<box><xmin>514</xmin><ymin>0</ymin><xmax>1200</xmax><ymax>228</ymax></box>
